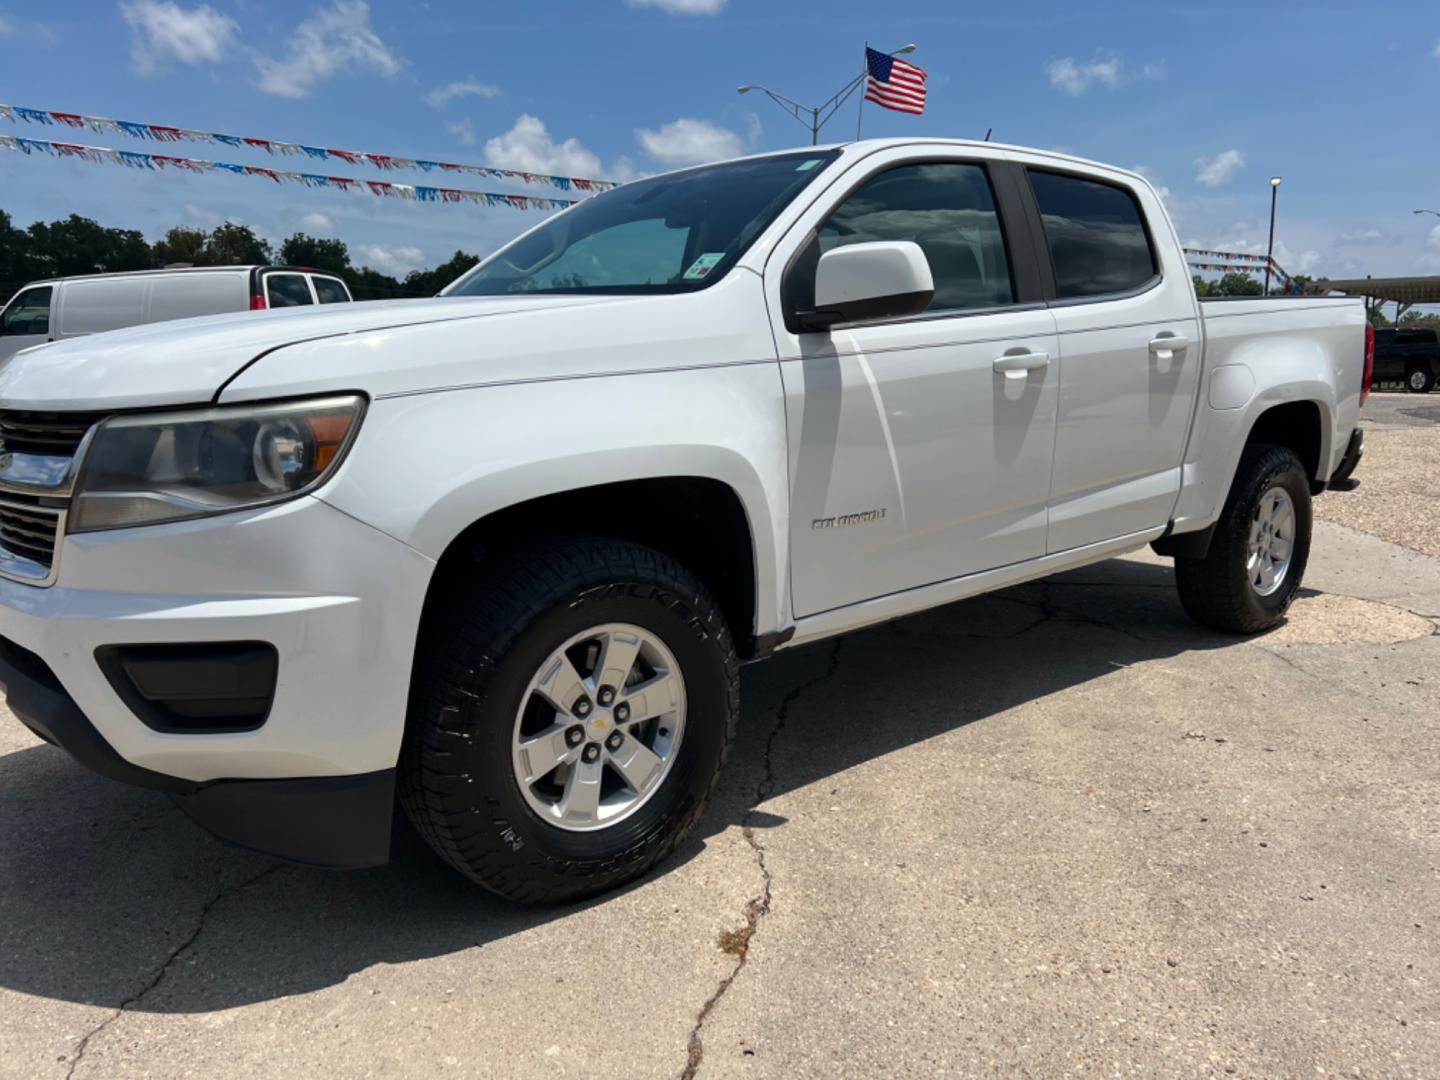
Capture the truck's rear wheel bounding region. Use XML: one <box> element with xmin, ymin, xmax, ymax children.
<box><xmin>1406</xmin><ymin>364</ymin><xmax>1435</xmax><ymax>393</ymax></box>
<box><xmin>1174</xmin><ymin>444</ymin><xmax>1312</xmax><ymax>634</ymax></box>
<box><xmin>400</xmin><ymin>537</ymin><xmax>738</xmax><ymax>904</ymax></box>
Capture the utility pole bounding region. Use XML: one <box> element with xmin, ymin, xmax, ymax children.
<box><xmin>1265</xmin><ymin>176</ymin><xmax>1282</xmax><ymax>296</ymax></box>
<box><xmin>738</xmin><ymin>44</ymin><xmax>916</xmax><ymax>146</ymax></box>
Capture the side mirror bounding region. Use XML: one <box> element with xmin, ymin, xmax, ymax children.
<box><xmin>798</xmin><ymin>241</ymin><xmax>934</xmax><ymax>332</ymax></box>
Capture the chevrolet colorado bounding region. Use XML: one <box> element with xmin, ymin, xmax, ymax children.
<box><xmin>0</xmin><ymin>139</ymin><xmax>1368</xmax><ymax>903</ymax></box>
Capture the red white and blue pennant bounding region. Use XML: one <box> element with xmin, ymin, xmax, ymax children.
<box><xmin>0</xmin><ymin>134</ymin><xmax>578</xmax><ymax>210</ymax></box>
<box><xmin>0</xmin><ymin>103</ymin><xmax>616</xmax><ymax>193</ymax></box>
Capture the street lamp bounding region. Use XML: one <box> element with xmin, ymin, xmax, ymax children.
<box><xmin>738</xmin><ymin>44</ymin><xmax>917</xmax><ymax>145</ymax></box>
<box><xmin>1265</xmin><ymin>176</ymin><xmax>1282</xmax><ymax>296</ymax></box>
<box><xmin>1415</xmin><ymin>208</ymin><xmax>1440</xmax><ymax>218</ymax></box>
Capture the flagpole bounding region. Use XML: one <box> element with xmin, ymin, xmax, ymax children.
<box><xmin>856</xmin><ymin>44</ymin><xmax>868</xmax><ymax>140</ymax></box>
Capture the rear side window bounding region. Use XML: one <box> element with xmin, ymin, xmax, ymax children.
<box><xmin>265</xmin><ymin>273</ymin><xmax>314</xmax><ymax>308</ymax></box>
<box><xmin>1028</xmin><ymin>170</ymin><xmax>1157</xmax><ymax>299</ymax></box>
<box><xmin>819</xmin><ymin>162</ymin><xmax>1014</xmax><ymax>312</ymax></box>
<box><xmin>1</xmin><ymin>286</ymin><xmax>52</xmax><ymax>336</ymax></box>
<box><xmin>311</xmin><ymin>276</ymin><xmax>351</xmax><ymax>304</ymax></box>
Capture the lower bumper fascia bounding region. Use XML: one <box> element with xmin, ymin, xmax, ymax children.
<box><xmin>0</xmin><ymin>636</ymin><xmax>394</xmax><ymax>870</ymax></box>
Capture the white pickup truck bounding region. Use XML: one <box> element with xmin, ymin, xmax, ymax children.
<box><xmin>0</xmin><ymin>139</ymin><xmax>1368</xmax><ymax>903</ymax></box>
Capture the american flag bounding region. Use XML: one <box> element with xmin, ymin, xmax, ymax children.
<box><xmin>864</xmin><ymin>46</ymin><xmax>927</xmax><ymax>115</ymax></box>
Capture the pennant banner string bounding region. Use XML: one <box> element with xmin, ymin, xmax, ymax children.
<box><xmin>0</xmin><ymin>134</ymin><xmax>579</xmax><ymax>211</ymax></box>
<box><xmin>0</xmin><ymin>103</ymin><xmax>617</xmax><ymax>193</ymax></box>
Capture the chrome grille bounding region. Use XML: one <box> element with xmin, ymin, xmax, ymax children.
<box><xmin>0</xmin><ymin>496</ymin><xmax>60</xmax><ymax>569</ymax></box>
<box><xmin>0</xmin><ymin>410</ymin><xmax>102</xmax><ymax>586</ymax></box>
<box><xmin>0</xmin><ymin>411</ymin><xmax>102</xmax><ymax>457</ymax></box>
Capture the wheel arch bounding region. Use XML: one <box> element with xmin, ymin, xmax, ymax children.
<box><xmin>415</xmin><ymin>466</ymin><xmax>773</xmax><ymax>662</ymax></box>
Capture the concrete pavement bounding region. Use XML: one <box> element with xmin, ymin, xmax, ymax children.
<box><xmin>1</xmin><ymin>429</ymin><xmax>1437</xmax><ymax>1078</ymax></box>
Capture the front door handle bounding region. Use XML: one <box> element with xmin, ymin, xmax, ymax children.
<box><xmin>1149</xmin><ymin>334</ymin><xmax>1190</xmax><ymax>360</ymax></box>
<box><xmin>992</xmin><ymin>351</ymin><xmax>1050</xmax><ymax>381</ymax></box>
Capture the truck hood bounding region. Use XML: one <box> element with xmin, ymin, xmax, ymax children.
<box><xmin>0</xmin><ymin>295</ymin><xmax>621</xmax><ymax>411</ymax></box>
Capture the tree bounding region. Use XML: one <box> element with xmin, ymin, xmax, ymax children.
<box><xmin>202</xmin><ymin>222</ymin><xmax>272</xmax><ymax>266</ymax></box>
<box><xmin>1212</xmin><ymin>271</ymin><xmax>1263</xmax><ymax>297</ymax></box>
<box><xmin>23</xmin><ymin>214</ymin><xmax>154</xmax><ymax>278</ymax></box>
<box><xmin>402</xmin><ymin>250</ymin><xmax>480</xmax><ymax>296</ymax></box>
<box><xmin>0</xmin><ymin>210</ymin><xmax>37</xmax><ymax>298</ymax></box>
<box><xmin>279</xmin><ymin>233</ymin><xmax>351</xmax><ymax>276</ymax></box>
<box><xmin>153</xmin><ymin>226</ymin><xmax>209</xmax><ymax>267</ymax></box>
<box><xmin>1191</xmin><ymin>274</ymin><xmax>1213</xmax><ymax>298</ymax></box>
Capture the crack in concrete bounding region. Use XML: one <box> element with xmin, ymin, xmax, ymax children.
<box><xmin>63</xmin><ymin>863</ymin><xmax>280</xmax><ymax>1079</ymax></box>
<box><xmin>679</xmin><ymin>637</ymin><xmax>844</xmax><ymax>1080</ymax></box>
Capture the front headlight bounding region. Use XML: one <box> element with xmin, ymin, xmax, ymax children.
<box><xmin>69</xmin><ymin>395</ymin><xmax>366</xmax><ymax>533</ymax></box>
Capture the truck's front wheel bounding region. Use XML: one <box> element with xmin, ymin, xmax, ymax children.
<box><xmin>1174</xmin><ymin>444</ymin><xmax>1312</xmax><ymax>634</ymax></box>
<box><xmin>400</xmin><ymin>537</ymin><xmax>738</xmax><ymax>904</ymax></box>
<box><xmin>1406</xmin><ymin>363</ymin><xmax>1435</xmax><ymax>393</ymax></box>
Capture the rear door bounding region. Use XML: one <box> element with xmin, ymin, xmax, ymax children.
<box><xmin>1016</xmin><ymin>161</ymin><xmax>1203</xmax><ymax>552</ymax></box>
<box><xmin>0</xmin><ymin>285</ymin><xmax>54</xmax><ymax>360</ymax></box>
<box><xmin>767</xmin><ymin>148</ymin><xmax>1061</xmax><ymax>617</ymax></box>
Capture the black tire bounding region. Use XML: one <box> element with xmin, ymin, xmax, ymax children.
<box><xmin>399</xmin><ymin>537</ymin><xmax>738</xmax><ymax>905</ymax></box>
<box><xmin>1174</xmin><ymin>444</ymin><xmax>1312</xmax><ymax>634</ymax></box>
<box><xmin>1406</xmin><ymin>364</ymin><xmax>1435</xmax><ymax>393</ymax></box>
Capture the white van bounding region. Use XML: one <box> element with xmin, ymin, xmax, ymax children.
<box><xmin>0</xmin><ymin>266</ymin><xmax>353</xmax><ymax>362</ymax></box>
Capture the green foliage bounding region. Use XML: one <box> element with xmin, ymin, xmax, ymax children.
<box><xmin>152</xmin><ymin>226</ymin><xmax>209</xmax><ymax>267</ymax></box>
<box><xmin>279</xmin><ymin>233</ymin><xmax>351</xmax><ymax>276</ymax></box>
<box><xmin>1212</xmin><ymin>271</ymin><xmax>1264</xmax><ymax>297</ymax></box>
<box><xmin>202</xmin><ymin>222</ymin><xmax>273</xmax><ymax>266</ymax></box>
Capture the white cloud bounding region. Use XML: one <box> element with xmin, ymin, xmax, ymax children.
<box><xmin>1337</xmin><ymin>228</ymin><xmax>1386</xmax><ymax>246</ymax></box>
<box><xmin>1194</xmin><ymin>149</ymin><xmax>1245</xmax><ymax>187</ymax></box>
<box><xmin>484</xmin><ymin>114</ymin><xmax>604</xmax><ymax>176</ymax></box>
<box><xmin>255</xmin><ymin>0</ymin><xmax>401</xmax><ymax>99</ymax></box>
<box><xmin>1046</xmin><ymin>56</ymin><xmax>1121</xmax><ymax>95</ymax></box>
<box><xmin>121</xmin><ymin>1</ymin><xmax>239</xmax><ymax>76</ymax></box>
<box><xmin>0</xmin><ymin>13</ymin><xmax>14</xmax><ymax>34</ymax></box>
<box><xmin>1141</xmin><ymin>62</ymin><xmax>1167</xmax><ymax>80</ymax></box>
<box><xmin>424</xmin><ymin>78</ymin><xmax>499</xmax><ymax>108</ymax></box>
<box><xmin>300</xmin><ymin>212</ymin><xmax>336</xmax><ymax>234</ymax></box>
<box><xmin>626</xmin><ymin>0</ymin><xmax>726</xmax><ymax>13</ymax></box>
<box><xmin>1416</xmin><ymin>226</ymin><xmax>1440</xmax><ymax>273</ymax></box>
<box><xmin>358</xmin><ymin>243</ymin><xmax>425</xmax><ymax>277</ymax></box>
<box><xmin>635</xmin><ymin>118</ymin><xmax>743</xmax><ymax>167</ymax></box>
<box><xmin>1434</xmin><ymin>38</ymin><xmax>1440</xmax><ymax>58</ymax></box>
<box><xmin>446</xmin><ymin>119</ymin><xmax>477</xmax><ymax>146</ymax></box>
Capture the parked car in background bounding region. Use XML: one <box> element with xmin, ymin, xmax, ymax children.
<box><xmin>1370</xmin><ymin>326</ymin><xmax>1440</xmax><ymax>392</ymax></box>
<box><xmin>0</xmin><ymin>139</ymin><xmax>1366</xmax><ymax>903</ymax></box>
<box><xmin>0</xmin><ymin>266</ymin><xmax>352</xmax><ymax>362</ymax></box>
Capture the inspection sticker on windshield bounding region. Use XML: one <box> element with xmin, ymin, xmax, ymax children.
<box><xmin>683</xmin><ymin>253</ymin><xmax>726</xmax><ymax>280</ymax></box>
<box><xmin>795</xmin><ymin>159</ymin><xmax>823</xmax><ymax>171</ymax></box>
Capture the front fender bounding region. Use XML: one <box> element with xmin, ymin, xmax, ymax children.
<box><xmin>316</xmin><ymin>364</ymin><xmax>791</xmax><ymax>638</ymax></box>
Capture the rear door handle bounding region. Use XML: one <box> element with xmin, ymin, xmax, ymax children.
<box><xmin>1149</xmin><ymin>334</ymin><xmax>1190</xmax><ymax>360</ymax></box>
<box><xmin>992</xmin><ymin>351</ymin><xmax>1050</xmax><ymax>381</ymax></box>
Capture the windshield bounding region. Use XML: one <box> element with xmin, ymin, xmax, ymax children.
<box><xmin>447</xmin><ymin>151</ymin><xmax>841</xmax><ymax>297</ymax></box>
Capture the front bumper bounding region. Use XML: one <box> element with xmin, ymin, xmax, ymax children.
<box><xmin>0</xmin><ymin>495</ymin><xmax>433</xmax><ymax>867</ymax></box>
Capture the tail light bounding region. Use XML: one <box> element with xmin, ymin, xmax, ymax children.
<box><xmin>249</xmin><ymin>294</ymin><xmax>267</xmax><ymax>311</ymax></box>
<box><xmin>1362</xmin><ymin>324</ymin><xmax>1374</xmax><ymax>404</ymax></box>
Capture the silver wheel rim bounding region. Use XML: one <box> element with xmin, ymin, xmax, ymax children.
<box><xmin>1411</xmin><ymin>370</ymin><xmax>1428</xmax><ymax>391</ymax></box>
<box><xmin>511</xmin><ymin>623</ymin><xmax>686</xmax><ymax>832</ymax></box>
<box><xmin>1246</xmin><ymin>485</ymin><xmax>1296</xmax><ymax>597</ymax></box>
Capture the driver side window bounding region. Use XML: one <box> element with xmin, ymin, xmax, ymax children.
<box><xmin>1</xmin><ymin>286</ymin><xmax>53</xmax><ymax>336</ymax></box>
<box><xmin>819</xmin><ymin>163</ymin><xmax>1015</xmax><ymax>313</ymax></box>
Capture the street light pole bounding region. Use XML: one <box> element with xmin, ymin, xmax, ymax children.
<box><xmin>1265</xmin><ymin>176</ymin><xmax>1282</xmax><ymax>296</ymax></box>
<box><xmin>738</xmin><ymin>44</ymin><xmax>916</xmax><ymax>147</ymax></box>
<box><xmin>1415</xmin><ymin>208</ymin><xmax>1440</xmax><ymax>218</ymax></box>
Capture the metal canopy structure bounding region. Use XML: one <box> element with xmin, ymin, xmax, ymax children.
<box><xmin>1322</xmin><ymin>276</ymin><xmax>1440</xmax><ymax>321</ymax></box>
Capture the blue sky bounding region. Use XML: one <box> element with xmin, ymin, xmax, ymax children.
<box><xmin>2</xmin><ymin>0</ymin><xmax>1438</xmax><ymax>281</ymax></box>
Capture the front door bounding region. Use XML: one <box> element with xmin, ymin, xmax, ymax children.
<box><xmin>0</xmin><ymin>285</ymin><xmax>54</xmax><ymax>362</ymax></box>
<box><xmin>769</xmin><ymin>154</ymin><xmax>1061</xmax><ymax>618</ymax></box>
